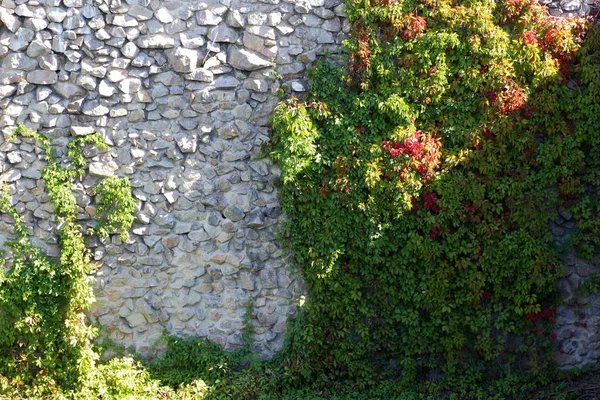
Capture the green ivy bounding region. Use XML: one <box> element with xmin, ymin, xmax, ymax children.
<box><xmin>269</xmin><ymin>0</ymin><xmax>600</xmax><ymax>389</ymax></box>
<box><xmin>0</xmin><ymin>125</ymin><xmax>136</xmax><ymax>394</ymax></box>
<box><xmin>94</xmin><ymin>176</ymin><xmax>137</xmax><ymax>241</ymax></box>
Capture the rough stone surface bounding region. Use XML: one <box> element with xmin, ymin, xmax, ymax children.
<box><xmin>552</xmin><ymin>213</ymin><xmax>600</xmax><ymax>368</ymax></box>
<box><xmin>0</xmin><ymin>0</ymin><xmax>343</xmax><ymax>361</ymax></box>
<box><xmin>26</xmin><ymin>70</ymin><xmax>58</xmax><ymax>85</ymax></box>
<box><xmin>167</xmin><ymin>47</ymin><xmax>199</xmax><ymax>73</ymax></box>
<box><xmin>228</xmin><ymin>47</ymin><xmax>273</xmax><ymax>71</ymax></box>
<box><xmin>0</xmin><ymin>0</ymin><xmax>590</xmax><ymax>367</ymax></box>
<box><xmin>551</xmin><ymin>0</ymin><xmax>595</xmax><ymax>15</ymax></box>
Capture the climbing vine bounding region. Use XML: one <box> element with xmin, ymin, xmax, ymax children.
<box><xmin>270</xmin><ymin>0</ymin><xmax>600</xmax><ymax>388</ymax></box>
<box><xmin>0</xmin><ymin>125</ymin><xmax>136</xmax><ymax>394</ymax></box>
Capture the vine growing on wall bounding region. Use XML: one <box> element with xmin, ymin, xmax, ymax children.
<box><xmin>0</xmin><ymin>125</ymin><xmax>136</xmax><ymax>394</ymax></box>
<box><xmin>270</xmin><ymin>0</ymin><xmax>600</xmax><ymax>388</ymax></box>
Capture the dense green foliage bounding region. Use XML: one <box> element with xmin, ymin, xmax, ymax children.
<box><xmin>0</xmin><ymin>125</ymin><xmax>136</xmax><ymax>394</ymax></box>
<box><xmin>2</xmin><ymin>332</ymin><xmax>598</xmax><ymax>399</ymax></box>
<box><xmin>269</xmin><ymin>0</ymin><xmax>600</xmax><ymax>389</ymax></box>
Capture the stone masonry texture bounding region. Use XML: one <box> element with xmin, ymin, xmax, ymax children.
<box><xmin>0</xmin><ymin>0</ymin><xmax>597</xmax><ymax>364</ymax></box>
<box><xmin>0</xmin><ymin>0</ymin><xmax>347</xmax><ymax>359</ymax></box>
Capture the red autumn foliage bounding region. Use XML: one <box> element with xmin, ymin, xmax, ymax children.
<box><xmin>412</xmin><ymin>16</ymin><xmax>427</xmax><ymax>35</ymax></box>
<box><xmin>525</xmin><ymin>307</ymin><xmax>557</xmax><ymax>321</ymax></box>
<box><xmin>381</xmin><ymin>130</ymin><xmax>442</xmax><ymax>182</ymax></box>
<box><xmin>349</xmin><ymin>24</ymin><xmax>371</xmax><ymax>84</ymax></box>
<box><xmin>522</xmin><ymin>30</ymin><xmax>537</xmax><ymax>46</ymax></box>
<box><xmin>495</xmin><ymin>81</ymin><xmax>527</xmax><ymax>115</ymax></box>
<box><xmin>429</xmin><ymin>224</ymin><xmax>443</xmax><ymax>239</ymax></box>
<box><xmin>423</xmin><ymin>192</ymin><xmax>439</xmax><ymax>213</ymax></box>
<box><xmin>411</xmin><ymin>195</ymin><xmax>419</xmax><ymax>211</ymax></box>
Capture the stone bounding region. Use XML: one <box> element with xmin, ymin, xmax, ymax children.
<box><xmin>260</xmin><ymin>269</ymin><xmax>278</xmax><ymax>289</ymax></box>
<box><xmin>4</xmin><ymin>169</ymin><xmax>21</xmax><ymax>182</ymax></box>
<box><xmin>14</xmin><ymin>6</ymin><xmax>34</xmax><ymax>18</ymax></box>
<box><xmin>137</xmin><ymin>90</ymin><xmax>152</xmax><ymax>103</ymax></box>
<box><xmin>196</xmin><ymin>10</ymin><xmax>221</xmax><ymax>25</ymax></box>
<box><xmin>53</xmin><ymin>82</ymin><xmax>85</xmax><ymax>99</ymax></box>
<box><xmin>323</xmin><ymin>17</ymin><xmax>342</xmax><ymax>32</ymax></box>
<box><xmin>0</xmin><ymin>10</ymin><xmax>21</xmax><ymax>32</ymax></box>
<box><xmin>207</xmin><ymin>24</ymin><xmax>239</xmax><ymax>43</ymax></box>
<box><xmin>0</xmin><ymin>85</ymin><xmax>17</xmax><ymax>99</ymax></box>
<box><xmin>67</xmin><ymin>98</ymin><xmax>84</xmax><ymax>113</ymax></box>
<box><xmin>70</xmin><ymin>126</ymin><xmax>95</xmax><ymax>136</ymax></box>
<box><xmin>137</xmin><ymin>35</ymin><xmax>176</xmax><ymax>49</ymax></box>
<box><xmin>257</xmin><ymin>312</ymin><xmax>278</xmax><ymax>327</ymax></box>
<box><xmin>138</xmin><ymin>256</ymin><xmax>163</xmax><ymax>266</ymax></box>
<box><xmin>247</xmin><ymin>12</ymin><xmax>268</xmax><ymax>25</ymax></box>
<box><xmin>121</xmin><ymin>42</ymin><xmax>139</xmax><ymax>59</ymax></box>
<box><xmin>26</xmin><ymin>41</ymin><xmax>50</xmax><ymax>58</ymax></box>
<box><xmin>215</xmin><ymin>76</ymin><xmax>240</xmax><ymax>89</ymax></box>
<box><xmin>245</xmin><ymin>79</ymin><xmax>268</xmax><ymax>92</ymax></box>
<box><xmin>89</xmin><ymin>161</ymin><xmax>118</xmax><ymax>177</ymax></box>
<box><xmin>125</xmin><ymin>313</ymin><xmax>147</xmax><ymax>327</ymax></box>
<box><xmin>110</xmin><ymin>106</ymin><xmax>128</xmax><ymax>117</ymax></box>
<box><xmin>63</xmin><ymin>12</ymin><xmax>85</xmax><ymax>30</ymax></box>
<box><xmin>82</xmin><ymin>101</ymin><xmax>109</xmax><ymax>116</ymax></box>
<box><xmin>82</xmin><ymin>60</ymin><xmax>107</xmax><ymax>78</ymax></box>
<box><xmin>176</xmin><ymin>134</ymin><xmax>197</xmax><ymax>153</ymax></box>
<box><xmin>52</xmin><ymin>36</ymin><xmax>67</xmax><ymax>53</ymax></box>
<box><xmin>243</xmin><ymin>32</ymin><xmax>266</xmax><ymax>54</ymax></box>
<box><xmin>167</xmin><ymin>47</ymin><xmax>199</xmax><ymax>73</ymax></box>
<box><xmin>214</xmin><ymin>122</ymin><xmax>236</xmax><ymax>139</ymax></box>
<box><xmin>10</xmin><ymin>27</ymin><xmax>35</xmax><ymax>51</ymax></box>
<box><xmin>7</xmin><ymin>151</ymin><xmax>22</xmax><ymax>164</ymax></box>
<box><xmin>303</xmin><ymin>14</ymin><xmax>323</xmax><ymax>27</ymax></box>
<box><xmin>155</xmin><ymin>8</ymin><xmax>175</xmax><ymax>24</ymax></box>
<box><xmin>226</xmin><ymin>10</ymin><xmax>244</xmax><ymax>28</ymax></box>
<box><xmin>223</xmin><ymin>204</ymin><xmax>245</xmax><ymax>222</ymax></box>
<box><xmin>112</xmin><ymin>15</ymin><xmax>138</xmax><ymax>27</ymax></box>
<box><xmin>118</xmin><ymin>78</ymin><xmax>142</xmax><ymax>94</ymax></box>
<box><xmin>128</xmin><ymin>6</ymin><xmax>154</xmax><ymax>21</ymax></box>
<box><xmin>240</xmin><ymin>271</ymin><xmax>255</xmax><ymax>290</ymax></box>
<box><xmin>39</xmin><ymin>54</ymin><xmax>59</xmax><ymax>70</ymax></box>
<box><xmin>247</xmin><ymin>26</ymin><xmax>276</xmax><ymax>40</ymax></box>
<box><xmin>317</xmin><ymin>30</ymin><xmax>335</xmax><ymax>44</ymax></box>
<box><xmin>26</xmin><ymin>70</ymin><xmax>58</xmax><ymax>85</ymax></box>
<box><xmin>277</xmin><ymin>62</ymin><xmax>305</xmax><ymax>75</ymax></box>
<box><xmin>189</xmin><ymin>229</ymin><xmax>210</xmax><ymax>243</ymax></box>
<box><xmin>46</xmin><ymin>7</ymin><xmax>67</xmax><ymax>23</ymax></box>
<box><xmin>268</xmin><ymin>12</ymin><xmax>283</xmax><ymax>25</ymax></box>
<box><xmin>180</xmin><ymin>32</ymin><xmax>206</xmax><ymax>49</ymax></box>
<box><xmin>26</xmin><ymin>18</ymin><xmax>48</xmax><ymax>32</ymax></box>
<box><xmin>2</xmin><ymin>53</ymin><xmax>36</xmax><ymax>70</ymax></box>
<box><xmin>228</xmin><ymin>47</ymin><xmax>272</xmax><ymax>71</ymax></box>
<box><xmin>107</xmin><ymin>69</ymin><xmax>128</xmax><ymax>82</ymax></box>
<box><xmin>291</xmin><ymin>80</ymin><xmax>307</xmax><ymax>92</ymax></box>
<box><xmin>186</xmin><ymin>68</ymin><xmax>213</xmax><ymax>82</ymax></box>
<box><xmin>98</xmin><ymin>80</ymin><xmax>118</xmax><ymax>97</ymax></box>
<box><xmin>561</xmin><ymin>0</ymin><xmax>581</xmax><ymax>10</ymax></box>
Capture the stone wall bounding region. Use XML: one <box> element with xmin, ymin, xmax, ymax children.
<box><xmin>0</xmin><ymin>0</ymin><xmax>346</xmax><ymax>358</ymax></box>
<box><xmin>553</xmin><ymin>215</ymin><xmax>600</xmax><ymax>368</ymax></box>
<box><xmin>0</xmin><ymin>0</ymin><xmax>599</xmax><ymax>366</ymax></box>
<box><xmin>543</xmin><ymin>0</ymin><xmax>597</xmax><ymax>17</ymax></box>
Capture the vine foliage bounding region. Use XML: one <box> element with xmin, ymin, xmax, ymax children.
<box><xmin>270</xmin><ymin>0</ymin><xmax>600</xmax><ymax>387</ymax></box>
<box><xmin>0</xmin><ymin>125</ymin><xmax>136</xmax><ymax>394</ymax></box>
